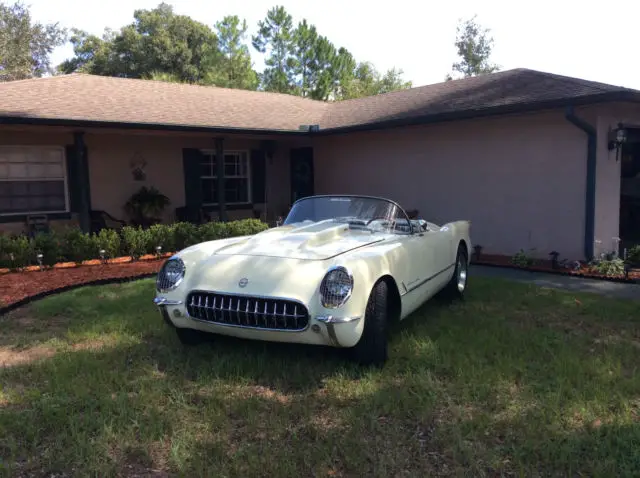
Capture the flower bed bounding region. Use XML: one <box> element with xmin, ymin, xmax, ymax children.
<box><xmin>471</xmin><ymin>253</ymin><xmax>640</xmax><ymax>283</ymax></box>
<box><xmin>0</xmin><ymin>219</ymin><xmax>269</xmax><ymax>313</ymax></box>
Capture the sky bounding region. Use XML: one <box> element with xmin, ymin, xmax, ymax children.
<box><xmin>26</xmin><ymin>0</ymin><xmax>640</xmax><ymax>90</ymax></box>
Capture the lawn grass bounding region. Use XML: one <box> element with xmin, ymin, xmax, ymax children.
<box><xmin>0</xmin><ymin>275</ymin><xmax>639</xmax><ymax>477</ymax></box>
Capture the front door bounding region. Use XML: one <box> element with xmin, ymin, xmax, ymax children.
<box><xmin>290</xmin><ymin>147</ymin><xmax>314</xmax><ymax>204</ymax></box>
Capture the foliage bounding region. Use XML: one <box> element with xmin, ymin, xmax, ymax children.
<box><xmin>33</xmin><ymin>230</ymin><xmax>61</xmax><ymax>266</ymax></box>
<box><xmin>0</xmin><ymin>1</ymin><xmax>67</xmax><ymax>81</ymax></box>
<box><xmin>446</xmin><ymin>14</ymin><xmax>500</xmax><ymax>81</ymax></box>
<box><xmin>252</xmin><ymin>6</ymin><xmax>296</xmax><ymax>94</ymax></box>
<box><xmin>626</xmin><ymin>245</ymin><xmax>640</xmax><ymax>265</ymax></box>
<box><xmin>0</xmin><ymin>218</ymin><xmax>269</xmax><ymax>270</ymax></box>
<box><xmin>212</xmin><ymin>15</ymin><xmax>259</xmax><ymax>90</ymax></box>
<box><xmin>512</xmin><ymin>248</ymin><xmax>536</xmax><ymax>267</ymax></box>
<box><xmin>589</xmin><ymin>250</ymin><xmax>626</xmax><ymax>277</ymax></box>
<box><xmin>57</xmin><ymin>3</ymin><xmax>412</xmax><ymax>99</ymax></box>
<box><xmin>121</xmin><ymin>226</ymin><xmax>149</xmax><ymax>260</ymax></box>
<box><xmin>59</xmin><ymin>227</ymin><xmax>95</xmax><ymax>264</ymax></box>
<box><xmin>59</xmin><ymin>3</ymin><xmax>218</xmax><ymax>84</ymax></box>
<box><xmin>123</xmin><ymin>186</ymin><xmax>171</xmax><ymax>227</ymax></box>
<box><xmin>94</xmin><ymin>228</ymin><xmax>121</xmax><ymax>260</ymax></box>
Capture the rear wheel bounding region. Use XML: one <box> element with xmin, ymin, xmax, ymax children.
<box><xmin>175</xmin><ymin>327</ymin><xmax>207</xmax><ymax>346</ymax></box>
<box><xmin>351</xmin><ymin>280</ymin><xmax>389</xmax><ymax>367</ymax></box>
<box><xmin>442</xmin><ymin>244</ymin><xmax>469</xmax><ymax>300</ymax></box>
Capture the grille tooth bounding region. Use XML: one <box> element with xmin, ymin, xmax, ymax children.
<box><xmin>185</xmin><ymin>292</ymin><xmax>309</xmax><ymax>331</ymax></box>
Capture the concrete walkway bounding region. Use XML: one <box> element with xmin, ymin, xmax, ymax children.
<box><xmin>472</xmin><ymin>265</ymin><xmax>640</xmax><ymax>301</ymax></box>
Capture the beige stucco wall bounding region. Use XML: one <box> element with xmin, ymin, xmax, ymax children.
<box><xmin>313</xmin><ymin>109</ymin><xmax>591</xmax><ymax>260</ymax></box>
<box><xmin>0</xmin><ymin>126</ymin><xmax>305</xmax><ymax>234</ymax></box>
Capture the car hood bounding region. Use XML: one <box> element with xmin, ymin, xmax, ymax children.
<box><xmin>213</xmin><ymin>220</ymin><xmax>385</xmax><ymax>260</ymax></box>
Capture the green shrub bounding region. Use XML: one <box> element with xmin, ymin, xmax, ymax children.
<box><xmin>95</xmin><ymin>228</ymin><xmax>121</xmax><ymax>260</ymax></box>
<box><xmin>227</xmin><ymin>218</ymin><xmax>269</xmax><ymax>237</ymax></box>
<box><xmin>7</xmin><ymin>235</ymin><xmax>34</xmax><ymax>270</ymax></box>
<box><xmin>591</xmin><ymin>257</ymin><xmax>625</xmax><ymax>277</ymax></box>
<box><xmin>147</xmin><ymin>223</ymin><xmax>174</xmax><ymax>254</ymax></box>
<box><xmin>60</xmin><ymin>227</ymin><xmax>96</xmax><ymax>264</ymax></box>
<box><xmin>171</xmin><ymin>222</ymin><xmax>200</xmax><ymax>251</ymax></box>
<box><xmin>627</xmin><ymin>245</ymin><xmax>640</xmax><ymax>265</ymax></box>
<box><xmin>512</xmin><ymin>248</ymin><xmax>536</xmax><ymax>267</ymax></box>
<box><xmin>0</xmin><ymin>234</ymin><xmax>13</xmax><ymax>268</ymax></box>
<box><xmin>33</xmin><ymin>230</ymin><xmax>62</xmax><ymax>266</ymax></box>
<box><xmin>199</xmin><ymin>221</ymin><xmax>229</xmax><ymax>241</ymax></box>
<box><xmin>121</xmin><ymin>226</ymin><xmax>149</xmax><ymax>260</ymax></box>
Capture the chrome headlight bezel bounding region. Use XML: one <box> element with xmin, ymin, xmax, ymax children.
<box><xmin>156</xmin><ymin>256</ymin><xmax>186</xmax><ymax>293</ymax></box>
<box><xmin>319</xmin><ymin>265</ymin><xmax>354</xmax><ymax>309</ymax></box>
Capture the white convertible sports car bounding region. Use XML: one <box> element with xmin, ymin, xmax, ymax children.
<box><xmin>154</xmin><ymin>195</ymin><xmax>471</xmax><ymax>366</ymax></box>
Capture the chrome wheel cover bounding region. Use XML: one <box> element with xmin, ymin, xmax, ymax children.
<box><xmin>457</xmin><ymin>258</ymin><xmax>467</xmax><ymax>292</ymax></box>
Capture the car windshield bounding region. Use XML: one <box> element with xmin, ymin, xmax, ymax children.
<box><xmin>284</xmin><ymin>196</ymin><xmax>409</xmax><ymax>233</ymax></box>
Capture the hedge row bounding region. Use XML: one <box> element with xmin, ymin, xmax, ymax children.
<box><xmin>0</xmin><ymin>219</ymin><xmax>269</xmax><ymax>270</ymax></box>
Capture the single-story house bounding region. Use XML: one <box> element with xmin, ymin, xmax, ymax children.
<box><xmin>1</xmin><ymin>68</ymin><xmax>640</xmax><ymax>261</ymax></box>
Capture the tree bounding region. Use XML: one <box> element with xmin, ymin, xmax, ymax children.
<box><xmin>59</xmin><ymin>3</ymin><xmax>219</xmax><ymax>84</ymax></box>
<box><xmin>252</xmin><ymin>6</ymin><xmax>296</xmax><ymax>93</ymax></box>
<box><xmin>448</xmin><ymin>15</ymin><xmax>500</xmax><ymax>80</ymax></box>
<box><xmin>0</xmin><ymin>1</ymin><xmax>66</xmax><ymax>81</ymax></box>
<box><xmin>339</xmin><ymin>61</ymin><xmax>411</xmax><ymax>100</ymax></box>
<box><xmin>211</xmin><ymin>15</ymin><xmax>258</xmax><ymax>90</ymax></box>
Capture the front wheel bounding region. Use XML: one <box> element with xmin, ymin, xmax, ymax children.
<box><xmin>351</xmin><ymin>280</ymin><xmax>389</xmax><ymax>367</ymax></box>
<box><xmin>442</xmin><ymin>244</ymin><xmax>469</xmax><ymax>300</ymax></box>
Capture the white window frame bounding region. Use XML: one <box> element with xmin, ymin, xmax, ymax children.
<box><xmin>200</xmin><ymin>149</ymin><xmax>252</xmax><ymax>206</ymax></box>
<box><xmin>0</xmin><ymin>145</ymin><xmax>70</xmax><ymax>217</ymax></box>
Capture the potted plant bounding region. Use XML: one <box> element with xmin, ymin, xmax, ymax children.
<box><xmin>124</xmin><ymin>186</ymin><xmax>170</xmax><ymax>228</ymax></box>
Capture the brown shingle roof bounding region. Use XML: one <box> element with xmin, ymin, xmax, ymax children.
<box><xmin>1</xmin><ymin>68</ymin><xmax>639</xmax><ymax>133</ymax></box>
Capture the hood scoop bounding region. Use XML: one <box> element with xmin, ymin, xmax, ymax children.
<box><xmin>214</xmin><ymin>220</ymin><xmax>383</xmax><ymax>260</ymax></box>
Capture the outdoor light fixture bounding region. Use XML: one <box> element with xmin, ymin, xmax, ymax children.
<box><xmin>99</xmin><ymin>249</ymin><xmax>106</xmax><ymax>264</ymax></box>
<box><xmin>36</xmin><ymin>253</ymin><xmax>43</xmax><ymax>270</ymax></box>
<box><xmin>156</xmin><ymin>245</ymin><xmax>162</xmax><ymax>257</ymax></box>
<box><xmin>607</xmin><ymin>123</ymin><xmax>627</xmax><ymax>161</ymax></box>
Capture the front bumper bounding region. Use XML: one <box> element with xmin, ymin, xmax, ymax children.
<box><xmin>154</xmin><ymin>295</ymin><xmax>363</xmax><ymax>347</ymax></box>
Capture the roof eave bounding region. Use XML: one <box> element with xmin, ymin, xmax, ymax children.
<box><xmin>315</xmin><ymin>91</ymin><xmax>640</xmax><ymax>135</ymax></box>
<box><xmin>0</xmin><ymin>116</ymin><xmax>310</xmax><ymax>136</ymax></box>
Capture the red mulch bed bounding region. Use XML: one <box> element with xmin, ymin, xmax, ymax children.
<box><xmin>472</xmin><ymin>253</ymin><xmax>640</xmax><ymax>282</ymax></box>
<box><xmin>0</xmin><ymin>254</ymin><xmax>169</xmax><ymax>310</ymax></box>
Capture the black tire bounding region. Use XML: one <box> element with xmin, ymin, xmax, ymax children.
<box><xmin>442</xmin><ymin>244</ymin><xmax>469</xmax><ymax>301</ymax></box>
<box><xmin>175</xmin><ymin>327</ymin><xmax>207</xmax><ymax>346</ymax></box>
<box><xmin>351</xmin><ymin>280</ymin><xmax>389</xmax><ymax>367</ymax></box>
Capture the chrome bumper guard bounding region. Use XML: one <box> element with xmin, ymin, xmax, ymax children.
<box><xmin>315</xmin><ymin>315</ymin><xmax>361</xmax><ymax>347</ymax></box>
<box><xmin>153</xmin><ymin>297</ymin><xmax>183</xmax><ymax>306</ymax></box>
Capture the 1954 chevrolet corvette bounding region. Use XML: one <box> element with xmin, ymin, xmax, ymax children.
<box><xmin>154</xmin><ymin>195</ymin><xmax>471</xmax><ymax>366</ymax></box>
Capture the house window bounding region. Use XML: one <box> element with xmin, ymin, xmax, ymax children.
<box><xmin>200</xmin><ymin>150</ymin><xmax>251</xmax><ymax>205</ymax></box>
<box><xmin>0</xmin><ymin>146</ymin><xmax>68</xmax><ymax>215</ymax></box>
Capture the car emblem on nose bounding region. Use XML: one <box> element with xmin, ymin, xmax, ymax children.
<box><xmin>238</xmin><ymin>278</ymin><xmax>248</xmax><ymax>288</ymax></box>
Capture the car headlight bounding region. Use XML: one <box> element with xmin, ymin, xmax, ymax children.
<box><xmin>320</xmin><ymin>266</ymin><xmax>353</xmax><ymax>308</ymax></box>
<box><xmin>156</xmin><ymin>256</ymin><xmax>185</xmax><ymax>292</ymax></box>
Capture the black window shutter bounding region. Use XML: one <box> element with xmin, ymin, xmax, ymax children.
<box><xmin>182</xmin><ymin>148</ymin><xmax>204</xmax><ymax>208</ymax></box>
<box><xmin>65</xmin><ymin>144</ymin><xmax>80</xmax><ymax>213</ymax></box>
<box><xmin>251</xmin><ymin>149</ymin><xmax>266</xmax><ymax>203</ymax></box>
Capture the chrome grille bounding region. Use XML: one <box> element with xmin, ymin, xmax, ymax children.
<box><xmin>186</xmin><ymin>291</ymin><xmax>309</xmax><ymax>331</ymax></box>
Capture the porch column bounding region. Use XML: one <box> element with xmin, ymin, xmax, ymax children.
<box><xmin>73</xmin><ymin>131</ymin><xmax>91</xmax><ymax>233</ymax></box>
<box><xmin>215</xmin><ymin>136</ymin><xmax>227</xmax><ymax>221</ymax></box>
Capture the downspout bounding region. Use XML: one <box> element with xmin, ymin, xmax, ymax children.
<box><xmin>564</xmin><ymin>106</ymin><xmax>597</xmax><ymax>261</ymax></box>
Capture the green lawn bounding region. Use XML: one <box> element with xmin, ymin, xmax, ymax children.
<box><xmin>0</xmin><ymin>276</ymin><xmax>639</xmax><ymax>477</ymax></box>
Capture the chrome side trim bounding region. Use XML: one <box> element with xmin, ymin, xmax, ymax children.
<box><xmin>315</xmin><ymin>315</ymin><xmax>361</xmax><ymax>324</ymax></box>
<box><xmin>154</xmin><ymin>297</ymin><xmax>183</xmax><ymax>306</ymax></box>
<box><xmin>400</xmin><ymin>263</ymin><xmax>455</xmax><ymax>296</ymax></box>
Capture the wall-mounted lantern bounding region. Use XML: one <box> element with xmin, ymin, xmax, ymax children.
<box><xmin>607</xmin><ymin>123</ymin><xmax>627</xmax><ymax>161</ymax></box>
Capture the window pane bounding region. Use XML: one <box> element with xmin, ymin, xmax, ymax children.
<box><xmin>0</xmin><ymin>180</ymin><xmax>66</xmax><ymax>213</ymax></box>
<box><xmin>201</xmin><ymin>178</ymin><xmax>216</xmax><ymax>204</ymax></box>
<box><xmin>200</xmin><ymin>162</ymin><xmax>212</xmax><ymax>177</ymax></box>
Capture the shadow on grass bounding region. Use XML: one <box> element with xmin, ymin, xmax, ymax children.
<box><xmin>1</xmin><ymin>276</ymin><xmax>639</xmax><ymax>476</ymax></box>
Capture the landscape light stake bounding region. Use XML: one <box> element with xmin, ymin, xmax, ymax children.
<box><xmin>99</xmin><ymin>249</ymin><xmax>106</xmax><ymax>264</ymax></box>
<box><xmin>36</xmin><ymin>253</ymin><xmax>43</xmax><ymax>271</ymax></box>
<box><xmin>156</xmin><ymin>245</ymin><xmax>162</xmax><ymax>258</ymax></box>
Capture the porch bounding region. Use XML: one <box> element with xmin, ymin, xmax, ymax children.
<box><xmin>0</xmin><ymin>125</ymin><xmax>315</xmax><ymax>235</ymax></box>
